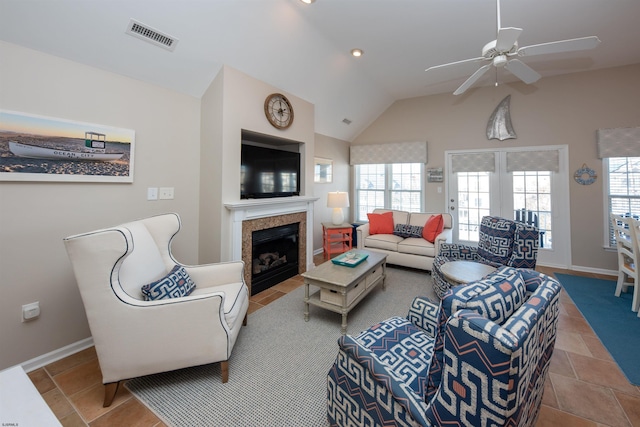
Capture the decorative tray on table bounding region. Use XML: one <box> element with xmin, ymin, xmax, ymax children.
<box><xmin>331</xmin><ymin>251</ymin><xmax>369</xmax><ymax>267</ymax></box>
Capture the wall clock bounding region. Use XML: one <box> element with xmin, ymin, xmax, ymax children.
<box><xmin>264</xmin><ymin>93</ymin><xmax>294</xmax><ymax>129</ymax></box>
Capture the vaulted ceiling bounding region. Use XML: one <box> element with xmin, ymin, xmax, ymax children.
<box><xmin>1</xmin><ymin>0</ymin><xmax>639</xmax><ymax>142</ymax></box>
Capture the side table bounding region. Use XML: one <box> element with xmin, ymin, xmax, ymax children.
<box><xmin>322</xmin><ymin>222</ymin><xmax>353</xmax><ymax>260</ymax></box>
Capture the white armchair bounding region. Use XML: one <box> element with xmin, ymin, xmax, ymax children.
<box><xmin>63</xmin><ymin>213</ymin><xmax>249</xmax><ymax>406</ymax></box>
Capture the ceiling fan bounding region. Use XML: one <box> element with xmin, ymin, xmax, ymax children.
<box><xmin>426</xmin><ymin>0</ymin><xmax>601</xmax><ymax>95</ymax></box>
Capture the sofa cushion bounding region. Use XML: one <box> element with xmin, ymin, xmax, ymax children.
<box><xmin>368</xmin><ymin>211</ymin><xmax>395</xmax><ymax>235</ymax></box>
<box><xmin>364</xmin><ymin>233</ymin><xmax>404</xmax><ymax>252</ymax></box>
<box><xmin>398</xmin><ymin>237</ymin><xmax>436</xmax><ymax>257</ymax></box>
<box><xmin>141</xmin><ymin>264</ymin><xmax>197</xmax><ymax>301</ymax></box>
<box><xmin>422</xmin><ymin>214</ymin><xmax>444</xmax><ymax>243</ymax></box>
<box><xmin>477</xmin><ymin>217</ymin><xmax>516</xmax><ymax>265</ymax></box>
<box><xmin>425</xmin><ymin>266</ymin><xmax>527</xmax><ymax>401</ymax></box>
<box><xmin>393</xmin><ymin>224</ymin><xmax>424</xmax><ymax>238</ymax></box>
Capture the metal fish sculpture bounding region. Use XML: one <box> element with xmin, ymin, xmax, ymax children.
<box><xmin>487</xmin><ymin>95</ymin><xmax>517</xmax><ymax>141</ymax></box>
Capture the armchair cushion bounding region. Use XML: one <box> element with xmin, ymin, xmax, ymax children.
<box><xmin>141</xmin><ymin>264</ymin><xmax>196</xmax><ymax>301</ymax></box>
<box><xmin>426</xmin><ymin>266</ymin><xmax>527</xmax><ymax>400</ymax></box>
<box><xmin>477</xmin><ymin>217</ymin><xmax>517</xmax><ymax>265</ymax></box>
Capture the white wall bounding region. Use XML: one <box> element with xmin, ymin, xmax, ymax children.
<box><xmin>199</xmin><ymin>65</ymin><xmax>316</xmax><ymax>263</ymax></box>
<box><xmin>0</xmin><ymin>41</ymin><xmax>202</xmax><ymax>369</ymax></box>
<box><xmin>353</xmin><ymin>63</ymin><xmax>640</xmax><ymax>272</ymax></box>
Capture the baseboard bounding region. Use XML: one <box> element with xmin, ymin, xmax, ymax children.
<box><xmin>19</xmin><ymin>337</ymin><xmax>94</xmax><ymax>373</ymax></box>
<box><xmin>569</xmin><ymin>265</ymin><xmax>617</xmax><ymax>277</ymax></box>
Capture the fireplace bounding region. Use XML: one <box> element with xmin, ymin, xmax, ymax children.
<box><xmin>251</xmin><ymin>223</ymin><xmax>299</xmax><ymax>295</ymax></box>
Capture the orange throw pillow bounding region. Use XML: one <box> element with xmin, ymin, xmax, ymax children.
<box><xmin>423</xmin><ymin>214</ymin><xmax>444</xmax><ymax>242</ymax></box>
<box><xmin>367</xmin><ymin>212</ymin><xmax>394</xmax><ymax>235</ymax></box>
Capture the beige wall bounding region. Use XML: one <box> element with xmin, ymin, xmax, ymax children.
<box><xmin>0</xmin><ymin>42</ymin><xmax>202</xmax><ymax>369</ymax></box>
<box><xmin>312</xmin><ymin>133</ymin><xmax>350</xmax><ymax>253</ymax></box>
<box><xmin>353</xmin><ymin>63</ymin><xmax>640</xmax><ymax>272</ymax></box>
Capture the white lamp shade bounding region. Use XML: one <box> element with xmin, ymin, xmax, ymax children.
<box><xmin>327</xmin><ymin>192</ymin><xmax>349</xmax><ymax>208</ymax></box>
<box><xmin>327</xmin><ymin>192</ymin><xmax>349</xmax><ymax>225</ymax></box>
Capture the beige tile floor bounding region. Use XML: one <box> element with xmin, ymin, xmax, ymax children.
<box><xmin>28</xmin><ymin>256</ymin><xmax>640</xmax><ymax>426</ymax></box>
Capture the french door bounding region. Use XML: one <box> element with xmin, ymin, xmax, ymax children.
<box><xmin>446</xmin><ymin>146</ymin><xmax>570</xmax><ymax>268</ymax></box>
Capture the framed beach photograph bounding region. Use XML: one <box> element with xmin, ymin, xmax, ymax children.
<box><xmin>0</xmin><ymin>110</ymin><xmax>135</xmax><ymax>182</ymax></box>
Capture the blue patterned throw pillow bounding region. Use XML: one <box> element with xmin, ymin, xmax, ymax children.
<box><xmin>141</xmin><ymin>264</ymin><xmax>196</xmax><ymax>301</ymax></box>
<box><xmin>393</xmin><ymin>224</ymin><xmax>424</xmax><ymax>238</ymax></box>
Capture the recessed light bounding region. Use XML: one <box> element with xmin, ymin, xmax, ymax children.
<box><xmin>351</xmin><ymin>48</ymin><xmax>363</xmax><ymax>57</ymax></box>
<box><xmin>300</xmin><ymin>0</ymin><xmax>316</xmax><ymax>4</ymax></box>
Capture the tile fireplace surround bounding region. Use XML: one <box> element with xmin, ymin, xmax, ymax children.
<box><xmin>225</xmin><ymin>196</ymin><xmax>319</xmax><ymax>294</ymax></box>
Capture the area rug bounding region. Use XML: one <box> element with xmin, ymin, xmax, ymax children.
<box><xmin>554</xmin><ymin>273</ymin><xmax>640</xmax><ymax>386</ymax></box>
<box><xmin>126</xmin><ymin>266</ymin><xmax>436</xmax><ymax>427</ymax></box>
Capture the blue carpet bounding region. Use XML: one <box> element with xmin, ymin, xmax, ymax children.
<box><xmin>554</xmin><ymin>273</ymin><xmax>640</xmax><ymax>386</ymax></box>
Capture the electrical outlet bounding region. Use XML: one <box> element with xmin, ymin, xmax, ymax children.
<box><xmin>22</xmin><ymin>302</ymin><xmax>40</xmax><ymax>322</ymax></box>
<box><xmin>147</xmin><ymin>187</ymin><xmax>158</xmax><ymax>201</ymax></box>
<box><xmin>159</xmin><ymin>187</ymin><xmax>174</xmax><ymax>200</ymax></box>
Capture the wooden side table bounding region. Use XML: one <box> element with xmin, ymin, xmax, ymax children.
<box><xmin>322</xmin><ymin>222</ymin><xmax>353</xmax><ymax>259</ymax></box>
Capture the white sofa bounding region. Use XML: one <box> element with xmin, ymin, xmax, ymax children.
<box><xmin>356</xmin><ymin>209</ymin><xmax>453</xmax><ymax>271</ymax></box>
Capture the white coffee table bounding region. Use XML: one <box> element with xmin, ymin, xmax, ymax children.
<box><xmin>302</xmin><ymin>249</ymin><xmax>387</xmax><ymax>334</ymax></box>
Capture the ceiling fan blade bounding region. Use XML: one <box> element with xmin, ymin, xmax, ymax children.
<box><xmin>496</xmin><ymin>27</ymin><xmax>523</xmax><ymax>52</ymax></box>
<box><xmin>453</xmin><ymin>64</ymin><xmax>492</xmax><ymax>95</ymax></box>
<box><xmin>518</xmin><ymin>36</ymin><xmax>601</xmax><ymax>57</ymax></box>
<box><xmin>425</xmin><ymin>57</ymin><xmax>485</xmax><ymax>72</ymax></box>
<box><xmin>504</xmin><ymin>59</ymin><xmax>541</xmax><ymax>84</ymax></box>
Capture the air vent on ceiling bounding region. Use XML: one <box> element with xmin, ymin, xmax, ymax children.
<box><xmin>342</xmin><ymin>118</ymin><xmax>352</xmax><ymax>125</ymax></box>
<box><xmin>126</xmin><ymin>19</ymin><xmax>179</xmax><ymax>51</ymax></box>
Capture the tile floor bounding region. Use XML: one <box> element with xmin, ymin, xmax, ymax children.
<box><xmin>27</xmin><ymin>257</ymin><xmax>640</xmax><ymax>426</ymax></box>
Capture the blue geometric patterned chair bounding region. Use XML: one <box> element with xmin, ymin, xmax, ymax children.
<box><xmin>327</xmin><ymin>266</ymin><xmax>561</xmax><ymax>427</ymax></box>
<box><xmin>432</xmin><ymin>216</ymin><xmax>539</xmax><ymax>298</ymax></box>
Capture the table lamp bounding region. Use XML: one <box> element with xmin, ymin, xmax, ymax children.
<box><xmin>327</xmin><ymin>191</ymin><xmax>349</xmax><ymax>225</ymax></box>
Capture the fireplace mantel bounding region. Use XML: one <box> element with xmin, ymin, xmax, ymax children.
<box><xmin>224</xmin><ymin>196</ymin><xmax>319</xmax><ymax>272</ymax></box>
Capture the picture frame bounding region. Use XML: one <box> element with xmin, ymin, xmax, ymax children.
<box><xmin>314</xmin><ymin>157</ymin><xmax>333</xmax><ymax>183</ymax></box>
<box><xmin>0</xmin><ymin>110</ymin><xmax>135</xmax><ymax>183</ymax></box>
<box><xmin>427</xmin><ymin>167</ymin><xmax>443</xmax><ymax>183</ymax></box>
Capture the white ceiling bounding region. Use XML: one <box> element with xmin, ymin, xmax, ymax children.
<box><xmin>1</xmin><ymin>0</ymin><xmax>639</xmax><ymax>142</ymax></box>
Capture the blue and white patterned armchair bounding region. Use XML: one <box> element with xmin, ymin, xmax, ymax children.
<box><xmin>327</xmin><ymin>266</ymin><xmax>561</xmax><ymax>427</ymax></box>
<box><xmin>432</xmin><ymin>216</ymin><xmax>539</xmax><ymax>298</ymax></box>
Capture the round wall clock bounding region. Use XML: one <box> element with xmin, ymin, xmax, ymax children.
<box><xmin>264</xmin><ymin>93</ymin><xmax>294</xmax><ymax>129</ymax></box>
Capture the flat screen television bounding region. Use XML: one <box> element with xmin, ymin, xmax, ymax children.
<box><xmin>241</xmin><ymin>144</ymin><xmax>300</xmax><ymax>199</ymax></box>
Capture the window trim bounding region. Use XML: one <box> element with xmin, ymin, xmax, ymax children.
<box><xmin>603</xmin><ymin>156</ymin><xmax>640</xmax><ymax>249</ymax></box>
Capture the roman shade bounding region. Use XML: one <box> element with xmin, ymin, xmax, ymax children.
<box><xmin>506</xmin><ymin>150</ymin><xmax>559</xmax><ymax>172</ymax></box>
<box><xmin>450</xmin><ymin>152</ymin><xmax>495</xmax><ymax>173</ymax></box>
<box><xmin>350</xmin><ymin>141</ymin><xmax>427</xmax><ymax>165</ymax></box>
<box><xmin>597</xmin><ymin>127</ymin><xmax>640</xmax><ymax>158</ymax></box>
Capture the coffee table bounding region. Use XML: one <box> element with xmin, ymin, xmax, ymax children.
<box><xmin>439</xmin><ymin>260</ymin><xmax>497</xmax><ymax>286</ymax></box>
<box><xmin>302</xmin><ymin>249</ymin><xmax>387</xmax><ymax>334</ymax></box>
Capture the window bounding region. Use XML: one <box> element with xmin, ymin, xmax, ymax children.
<box><xmin>355</xmin><ymin>163</ymin><xmax>423</xmax><ymax>222</ymax></box>
<box><xmin>513</xmin><ymin>171</ymin><xmax>552</xmax><ymax>248</ymax></box>
<box><xmin>605</xmin><ymin>157</ymin><xmax>640</xmax><ymax>246</ymax></box>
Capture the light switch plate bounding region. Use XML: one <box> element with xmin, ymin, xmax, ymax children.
<box><xmin>147</xmin><ymin>187</ymin><xmax>158</xmax><ymax>200</ymax></box>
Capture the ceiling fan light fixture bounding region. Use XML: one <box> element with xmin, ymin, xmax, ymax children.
<box><xmin>351</xmin><ymin>48</ymin><xmax>363</xmax><ymax>57</ymax></box>
<box><xmin>493</xmin><ymin>55</ymin><xmax>508</xmax><ymax>67</ymax></box>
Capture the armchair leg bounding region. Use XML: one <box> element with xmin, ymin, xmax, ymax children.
<box><xmin>243</xmin><ymin>313</ymin><xmax>248</xmax><ymax>326</ymax></box>
<box><xmin>103</xmin><ymin>381</ymin><xmax>120</xmax><ymax>407</ymax></box>
<box><xmin>221</xmin><ymin>360</ymin><xmax>229</xmax><ymax>383</ymax></box>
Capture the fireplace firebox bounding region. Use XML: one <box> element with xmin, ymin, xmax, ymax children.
<box><xmin>251</xmin><ymin>223</ymin><xmax>299</xmax><ymax>295</ymax></box>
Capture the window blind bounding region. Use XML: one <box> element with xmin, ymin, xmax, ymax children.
<box><xmin>349</xmin><ymin>141</ymin><xmax>427</xmax><ymax>165</ymax></box>
<box><xmin>450</xmin><ymin>152</ymin><xmax>495</xmax><ymax>173</ymax></box>
<box><xmin>506</xmin><ymin>150</ymin><xmax>559</xmax><ymax>172</ymax></box>
<box><xmin>597</xmin><ymin>127</ymin><xmax>640</xmax><ymax>158</ymax></box>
